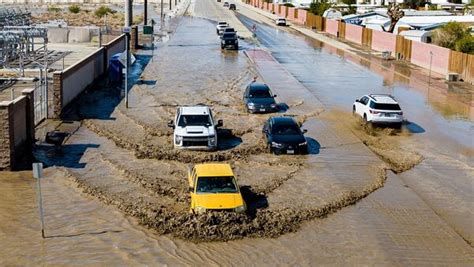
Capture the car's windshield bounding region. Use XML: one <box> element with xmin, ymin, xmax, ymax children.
<box><xmin>178</xmin><ymin>115</ymin><xmax>211</xmax><ymax>127</ymax></box>
<box><xmin>196</xmin><ymin>176</ymin><xmax>238</xmax><ymax>193</ymax></box>
<box><xmin>218</xmin><ymin>22</ymin><xmax>227</xmax><ymax>25</ymax></box>
<box><xmin>272</xmin><ymin>123</ymin><xmax>301</xmax><ymax>135</ymax></box>
<box><xmin>370</xmin><ymin>102</ymin><xmax>401</xmax><ymax>110</ymax></box>
<box><xmin>249</xmin><ymin>89</ymin><xmax>272</xmax><ymax>98</ymax></box>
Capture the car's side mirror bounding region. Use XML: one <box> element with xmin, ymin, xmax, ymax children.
<box><xmin>167</xmin><ymin>120</ymin><xmax>175</xmax><ymax>128</ymax></box>
<box><xmin>188</xmin><ymin>186</ymin><xmax>193</xmax><ymax>193</ymax></box>
<box><xmin>302</xmin><ymin>129</ymin><xmax>308</xmax><ymax>133</ymax></box>
<box><xmin>273</xmin><ymin>94</ymin><xmax>277</xmax><ymax>97</ymax></box>
<box><xmin>355</xmin><ymin>99</ymin><xmax>360</xmax><ymax>103</ymax></box>
<box><xmin>217</xmin><ymin>120</ymin><xmax>223</xmax><ymax>127</ymax></box>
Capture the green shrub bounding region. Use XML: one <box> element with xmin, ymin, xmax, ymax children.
<box><xmin>309</xmin><ymin>1</ymin><xmax>333</xmax><ymax>16</ymax></box>
<box><xmin>94</xmin><ymin>6</ymin><xmax>113</xmax><ymax>18</ymax></box>
<box><xmin>47</xmin><ymin>5</ymin><xmax>61</xmax><ymax>12</ymax></box>
<box><xmin>68</xmin><ymin>4</ymin><xmax>81</xmax><ymax>14</ymax></box>
<box><xmin>455</xmin><ymin>35</ymin><xmax>474</xmax><ymax>54</ymax></box>
<box><xmin>433</xmin><ymin>22</ymin><xmax>471</xmax><ymax>50</ymax></box>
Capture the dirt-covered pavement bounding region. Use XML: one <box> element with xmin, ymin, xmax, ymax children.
<box><xmin>1</xmin><ymin>0</ymin><xmax>473</xmax><ymax>265</ymax></box>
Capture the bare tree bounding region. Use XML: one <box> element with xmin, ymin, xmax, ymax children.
<box><xmin>383</xmin><ymin>3</ymin><xmax>404</xmax><ymax>33</ymax></box>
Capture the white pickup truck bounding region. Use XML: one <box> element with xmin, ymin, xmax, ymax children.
<box><xmin>168</xmin><ymin>106</ymin><xmax>223</xmax><ymax>150</ymax></box>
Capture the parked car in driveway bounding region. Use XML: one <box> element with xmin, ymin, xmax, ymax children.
<box><xmin>220</xmin><ymin>32</ymin><xmax>239</xmax><ymax>50</ymax></box>
<box><xmin>263</xmin><ymin>117</ymin><xmax>308</xmax><ymax>155</ymax></box>
<box><xmin>275</xmin><ymin>17</ymin><xmax>287</xmax><ymax>26</ymax></box>
<box><xmin>223</xmin><ymin>1</ymin><xmax>230</xmax><ymax>7</ymax></box>
<box><xmin>216</xmin><ymin>21</ymin><xmax>229</xmax><ymax>35</ymax></box>
<box><xmin>353</xmin><ymin>94</ymin><xmax>404</xmax><ymax>128</ymax></box>
<box><xmin>188</xmin><ymin>163</ymin><xmax>246</xmax><ymax>214</ymax></box>
<box><xmin>229</xmin><ymin>3</ymin><xmax>236</xmax><ymax>10</ymax></box>
<box><xmin>244</xmin><ymin>82</ymin><xmax>278</xmax><ymax>113</ymax></box>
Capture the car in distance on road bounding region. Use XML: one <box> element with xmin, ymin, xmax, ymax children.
<box><xmin>188</xmin><ymin>163</ymin><xmax>246</xmax><ymax>214</ymax></box>
<box><xmin>275</xmin><ymin>17</ymin><xmax>287</xmax><ymax>26</ymax></box>
<box><xmin>353</xmin><ymin>94</ymin><xmax>404</xmax><ymax>128</ymax></box>
<box><xmin>168</xmin><ymin>106</ymin><xmax>223</xmax><ymax>150</ymax></box>
<box><xmin>263</xmin><ymin>117</ymin><xmax>308</xmax><ymax>155</ymax></box>
<box><xmin>216</xmin><ymin>21</ymin><xmax>229</xmax><ymax>35</ymax></box>
<box><xmin>244</xmin><ymin>82</ymin><xmax>278</xmax><ymax>113</ymax></box>
<box><xmin>223</xmin><ymin>1</ymin><xmax>230</xmax><ymax>7</ymax></box>
<box><xmin>229</xmin><ymin>3</ymin><xmax>236</xmax><ymax>10</ymax></box>
<box><xmin>221</xmin><ymin>32</ymin><xmax>239</xmax><ymax>50</ymax></box>
<box><xmin>223</xmin><ymin>27</ymin><xmax>236</xmax><ymax>34</ymax></box>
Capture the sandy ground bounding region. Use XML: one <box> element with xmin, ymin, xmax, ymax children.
<box><xmin>0</xmin><ymin>0</ymin><xmax>473</xmax><ymax>264</ymax></box>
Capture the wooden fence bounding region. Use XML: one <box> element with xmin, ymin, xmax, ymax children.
<box><xmin>306</xmin><ymin>13</ymin><xmax>325</xmax><ymax>31</ymax></box>
<box><xmin>395</xmin><ymin>35</ymin><xmax>412</xmax><ymax>61</ymax></box>
<box><xmin>362</xmin><ymin>28</ymin><xmax>372</xmax><ymax>47</ymax></box>
<box><xmin>449</xmin><ymin>51</ymin><xmax>474</xmax><ymax>84</ymax></box>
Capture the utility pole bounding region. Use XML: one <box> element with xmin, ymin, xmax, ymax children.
<box><xmin>144</xmin><ymin>0</ymin><xmax>148</xmax><ymax>25</ymax></box>
<box><xmin>169</xmin><ymin>0</ymin><xmax>172</xmax><ymax>10</ymax></box>
<box><xmin>125</xmin><ymin>0</ymin><xmax>132</xmax><ymax>27</ymax></box>
<box><xmin>161</xmin><ymin>0</ymin><xmax>164</xmax><ymax>24</ymax></box>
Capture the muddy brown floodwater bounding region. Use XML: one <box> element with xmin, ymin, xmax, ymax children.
<box><xmin>27</xmin><ymin>14</ymin><xmax>393</xmax><ymax>243</ymax></box>
<box><xmin>1</xmin><ymin>2</ymin><xmax>474</xmax><ymax>264</ymax></box>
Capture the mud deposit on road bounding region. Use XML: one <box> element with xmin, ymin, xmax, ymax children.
<box><xmin>322</xmin><ymin>110</ymin><xmax>423</xmax><ymax>173</ymax></box>
<box><xmin>37</xmin><ymin>16</ymin><xmax>395</xmax><ymax>242</ymax></box>
<box><xmin>50</xmin><ymin>67</ymin><xmax>392</xmax><ymax>242</ymax></box>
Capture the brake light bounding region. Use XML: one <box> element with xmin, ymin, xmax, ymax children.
<box><xmin>369</xmin><ymin>110</ymin><xmax>380</xmax><ymax>114</ymax></box>
<box><xmin>397</xmin><ymin>111</ymin><xmax>403</xmax><ymax>115</ymax></box>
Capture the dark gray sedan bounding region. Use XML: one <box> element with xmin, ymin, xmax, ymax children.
<box><xmin>243</xmin><ymin>83</ymin><xmax>278</xmax><ymax>113</ymax></box>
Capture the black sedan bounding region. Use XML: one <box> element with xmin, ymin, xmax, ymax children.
<box><xmin>244</xmin><ymin>83</ymin><xmax>278</xmax><ymax>113</ymax></box>
<box><xmin>263</xmin><ymin>117</ymin><xmax>308</xmax><ymax>155</ymax></box>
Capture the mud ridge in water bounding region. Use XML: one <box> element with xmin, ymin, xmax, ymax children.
<box><xmin>322</xmin><ymin>110</ymin><xmax>424</xmax><ymax>173</ymax></box>
<box><xmin>83</xmin><ymin>120</ymin><xmax>269</xmax><ymax>163</ymax></box>
<box><xmin>63</xmin><ymin>165</ymin><xmax>388</xmax><ymax>242</ymax></box>
<box><xmin>351</xmin><ymin>118</ymin><xmax>423</xmax><ymax>173</ymax></box>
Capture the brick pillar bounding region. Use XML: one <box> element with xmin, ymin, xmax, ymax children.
<box><xmin>0</xmin><ymin>101</ymin><xmax>14</xmax><ymax>171</ymax></box>
<box><xmin>52</xmin><ymin>71</ymin><xmax>63</xmax><ymax>119</ymax></box>
<box><xmin>22</xmin><ymin>88</ymin><xmax>36</xmax><ymax>146</ymax></box>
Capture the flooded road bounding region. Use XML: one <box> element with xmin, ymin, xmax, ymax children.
<box><xmin>237</xmin><ymin>14</ymin><xmax>474</xmax><ymax>244</ymax></box>
<box><xmin>1</xmin><ymin>0</ymin><xmax>474</xmax><ymax>264</ymax></box>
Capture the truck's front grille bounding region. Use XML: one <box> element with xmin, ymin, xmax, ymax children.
<box><xmin>183</xmin><ymin>137</ymin><xmax>209</xmax><ymax>147</ymax></box>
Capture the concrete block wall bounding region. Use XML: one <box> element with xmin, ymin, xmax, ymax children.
<box><xmin>371</xmin><ymin>30</ymin><xmax>397</xmax><ymax>56</ymax></box>
<box><xmin>0</xmin><ymin>90</ymin><xmax>35</xmax><ymax>171</ymax></box>
<box><xmin>345</xmin><ymin>23</ymin><xmax>363</xmax><ymax>45</ymax></box>
<box><xmin>325</xmin><ymin>19</ymin><xmax>339</xmax><ymax>37</ymax></box>
<box><xmin>52</xmin><ymin>34</ymin><xmax>126</xmax><ymax>118</ymax></box>
<box><xmin>411</xmin><ymin>41</ymin><xmax>450</xmax><ymax>75</ymax></box>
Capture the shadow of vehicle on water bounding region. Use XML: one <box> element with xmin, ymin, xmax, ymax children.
<box><xmin>240</xmin><ymin>185</ymin><xmax>268</xmax><ymax>217</ymax></box>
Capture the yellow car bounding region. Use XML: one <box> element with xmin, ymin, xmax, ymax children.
<box><xmin>188</xmin><ymin>163</ymin><xmax>246</xmax><ymax>214</ymax></box>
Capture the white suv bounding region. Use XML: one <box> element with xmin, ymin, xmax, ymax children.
<box><xmin>353</xmin><ymin>94</ymin><xmax>404</xmax><ymax>128</ymax></box>
<box><xmin>216</xmin><ymin>21</ymin><xmax>229</xmax><ymax>35</ymax></box>
<box><xmin>168</xmin><ymin>106</ymin><xmax>223</xmax><ymax>150</ymax></box>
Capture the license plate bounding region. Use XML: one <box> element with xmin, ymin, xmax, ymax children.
<box><xmin>259</xmin><ymin>108</ymin><xmax>266</xmax><ymax>112</ymax></box>
<box><xmin>287</xmin><ymin>149</ymin><xmax>294</xmax><ymax>154</ymax></box>
<box><xmin>385</xmin><ymin>113</ymin><xmax>393</xmax><ymax>117</ymax></box>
